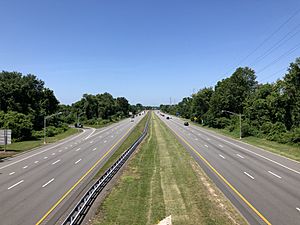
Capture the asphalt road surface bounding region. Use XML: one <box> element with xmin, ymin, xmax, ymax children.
<box><xmin>0</xmin><ymin>115</ymin><xmax>144</xmax><ymax>225</ymax></box>
<box><xmin>158</xmin><ymin>112</ymin><xmax>300</xmax><ymax>225</ymax></box>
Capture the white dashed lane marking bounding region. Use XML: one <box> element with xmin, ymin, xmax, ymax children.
<box><xmin>23</xmin><ymin>166</ymin><xmax>28</xmax><ymax>169</ymax></box>
<box><xmin>237</xmin><ymin>154</ymin><xmax>244</xmax><ymax>159</ymax></box>
<box><xmin>75</xmin><ymin>159</ymin><xmax>82</xmax><ymax>164</ymax></box>
<box><xmin>204</xmin><ymin>145</ymin><xmax>208</xmax><ymax>148</ymax></box>
<box><xmin>92</xmin><ymin>148</ymin><xmax>97</xmax><ymax>151</ymax></box>
<box><xmin>34</xmin><ymin>161</ymin><xmax>39</xmax><ymax>164</ymax></box>
<box><xmin>268</xmin><ymin>171</ymin><xmax>282</xmax><ymax>179</ymax></box>
<box><xmin>244</xmin><ymin>172</ymin><xmax>255</xmax><ymax>180</ymax></box>
<box><xmin>9</xmin><ymin>172</ymin><xmax>15</xmax><ymax>175</ymax></box>
<box><xmin>44</xmin><ymin>157</ymin><xmax>48</xmax><ymax>159</ymax></box>
<box><xmin>219</xmin><ymin>144</ymin><xmax>223</xmax><ymax>148</ymax></box>
<box><xmin>219</xmin><ymin>154</ymin><xmax>225</xmax><ymax>159</ymax></box>
<box><xmin>8</xmin><ymin>180</ymin><xmax>24</xmax><ymax>190</ymax></box>
<box><xmin>75</xmin><ymin>148</ymin><xmax>81</xmax><ymax>152</ymax></box>
<box><xmin>42</xmin><ymin>178</ymin><xmax>54</xmax><ymax>188</ymax></box>
<box><xmin>52</xmin><ymin>160</ymin><xmax>61</xmax><ymax>165</ymax></box>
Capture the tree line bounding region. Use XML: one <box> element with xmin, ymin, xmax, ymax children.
<box><xmin>0</xmin><ymin>72</ymin><xmax>144</xmax><ymax>141</ymax></box>
<box><xmin>160</xmin><ymin>58</ymin><xmax>300</xmax><ymax>145</ymax></box>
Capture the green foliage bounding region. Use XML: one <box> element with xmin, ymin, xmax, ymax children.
<box><xmin>0</xmin><ymin>111</ymin><xmax>33</xmax><ymax>141</ymax></box>
<box><xmin>160</xmin><ymin>58</ymin><xmax>300</xmax><ymax>146</ymax></box>
<box><xmin>0</xmin><ymin>71</ymin><xmax>59</xmax><ymax>130</ymax></box>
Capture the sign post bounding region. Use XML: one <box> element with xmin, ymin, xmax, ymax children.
<box><xmin>0</xmin><ymin>129</ymin><xmax>12</xmax><ymax>152</ymax></box>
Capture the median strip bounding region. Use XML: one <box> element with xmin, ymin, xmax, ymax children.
<box><xmin>91</xmin><ymin>113</ymin><xmax>247</xmax><ymax>225</ymax></box>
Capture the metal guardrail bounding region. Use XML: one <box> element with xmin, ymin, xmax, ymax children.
<box><xmin>62</xmin><ymin>116</ymin><xmax>150</xmax><ymax>225</ymax></box>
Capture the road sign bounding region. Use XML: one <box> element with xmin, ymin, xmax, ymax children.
<box><xmin>0</xmin><ymin>129</ymin><xmax>12</xmax><ymax>145</ymax></box>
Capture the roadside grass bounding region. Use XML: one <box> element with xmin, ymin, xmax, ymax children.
<box><xmin>94</xmin><ymin>114</ymin><xmax>148</xmax><ymax>178</ymax></box>
<box><xmin>191</xmin><ymin>122</ymin><xmax>300</xmax><ymax>162</ymax></box>
<box><xmin>0</xmin><ymin>128</ymin><xmax>78</xmax><ymax>159</ymax></box>
<box><xmin>92</xmin><ymin>113</ymin><xmax>247</xmax><ymax>225</ymax></box>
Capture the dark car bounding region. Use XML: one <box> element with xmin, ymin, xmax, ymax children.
<box><xmin>166</xmin><ymin>116</ymin><xmax>170</xmax><ymax>119</ymax></box>
<box><xmin>184</xmin><ymin>122</ymin><xmax>189</xmax><ymax>126</ymax></box>
<box><xmin>75</xmin><ymin>123</ymin><xmax>83</xmax><ymax>128</ymax></box>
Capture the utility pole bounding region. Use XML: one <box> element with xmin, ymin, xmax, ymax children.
<box><xmin>221</xmin><ymin>110</ymin><xmax>242</xmax><ymax>139</ymax></box>
<box><xmin>44</xmin><ymin>112</ymin><xmax>62</xmax><ymax>144</ymax></box>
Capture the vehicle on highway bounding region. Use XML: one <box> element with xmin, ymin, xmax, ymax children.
<box><xmin>75</xmin><ymin>123</ymin><xmax>83</xmax><ymax>128</ymax></box>
<box><xmin>166</xmin><ymin>116</ymin><xmax>170</xmax><ymax>119</ymax></box>
<box><xmin>184</xmin><ymin>122</ymin><xmax>189</xmax><ymax>126</ymax></box>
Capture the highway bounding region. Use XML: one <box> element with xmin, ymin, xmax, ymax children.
<box><xmin>0</xmin><ymin>115</ymin><xmax>144</xmax><ymax>225</ymax></box>
<box><xmin>158</xmin><ymin>112</ymin><xmax>300</xmax><ymax>225</ymax></box>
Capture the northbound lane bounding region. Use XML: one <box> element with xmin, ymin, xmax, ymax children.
<box><xmin>158</xmin><ymin>113</ymin><xmax>300</xmax><ymax>225</ymax></box>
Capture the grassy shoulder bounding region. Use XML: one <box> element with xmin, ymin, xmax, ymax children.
<box><xmin>190</xmin><ymin>121</ymin><xmax>300</xmax><ymax>162</ymax></box>
<box><xmin>92</xmin><ymin>112</ymin><xmax>247</xmax><ymax>225</ymax></box>
<box><xmin>94</xmin><ymin>114</ymin><xmax>148</xmax><ymax>178</ymax></box>
<box><xmin>0</xmin><ymin>128</ymin><xmax>79</xmax><ymax>159</ymax></box>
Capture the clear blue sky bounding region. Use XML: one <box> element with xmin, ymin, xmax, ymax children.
<box><xmin>1</xmin><ymin>0</ymin><xmax>300</xmax><ymax>106</ymax></box>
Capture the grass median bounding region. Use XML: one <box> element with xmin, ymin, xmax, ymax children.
<box><xmin>92</xmin><ymin>112</ymin><xmax>247</xmax><ymax>225</ymax></box>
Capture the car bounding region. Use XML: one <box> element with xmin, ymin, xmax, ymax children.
<box><xmin>184</xmin><ymin>122</ymin><xmax>189</xmax><ymax>126</ymax></box>
<box><xmin>75</xmin><ymin>123</ymin><xmax>83</xmax><ymax>128</ymax></box>
<box><xmin>166</xmin><ymin>116</ymin><xmax>170</xmax><ymax>119</ymax></box>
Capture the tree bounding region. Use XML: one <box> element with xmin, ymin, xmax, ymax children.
<box><xmin>0</xmin><ymin>111</ymin><xmax>33</xmax><ymax>141</ymax></box>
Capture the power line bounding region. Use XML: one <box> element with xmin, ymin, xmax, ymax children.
<box><xmin>223</xmin><ymin>8</ymin><xmax>300</xmax><ymax>76</ymax></box>
<box><xmin>249</xmin><ymin>23</ymin><xmax>300</xmax><ymax>66</ymax></box>
<box><xmin>256</xmin><ymin>42</ymin><xmax>300</xmax><ymax>74</ymax></box>
<box><xmin>259</xmin><ymin>67</ymin><xmax>287</xmax><ymax>82</ymax></box>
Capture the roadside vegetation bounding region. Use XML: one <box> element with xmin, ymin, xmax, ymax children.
<box><xmin>161</xmin><ymin>58</ymin><xmax>300</xmax><ymax>158</ymax></box>
<box><xmin>0</xmin><ymin>72</ymin><xmax>146</xmax><ymax>153</ymax></box>
<box><xmin>0</xmin><ymin>128</ymin><xmax>78</xmax><ymax>159</ymax></box>
<box><xmin>92</xmin><ymin>112</ymin><xmax>247</xmax><ymax>225</ymax></box>
<box><xmin>190</xmin><ymin>122</ymin><xmax>300</xmax><ymax>161</ymax></box>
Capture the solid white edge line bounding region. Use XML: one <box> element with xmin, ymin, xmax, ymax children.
<box><xmin>268</xmin><ymin>171</ymin><xmax>282</xmax><ymax>179</ymax></box>
<box><xmin>8</xmin><ymin>180</ymin><xmax>24</xmax><ymax>190</ymax></box>
<box><xmin>186</xmin><ymin>122</ymin><xmax>300</xmax><ymax>176</ymax></box>
<box><xmin>42</xmin><ymin>178</ymin><xmax>55</xmax><ymax>188</ymax></box>
<box><xmin>75</xmin><ymin>159</ymin><xmax>82</xmax><ymax>164</ymax></box>
<box><xmin>0</xmin><ymin>129</ymin><xmax>86</xmax><ymax>170</ymax></box>
<box><xmin>244</xmin><ymin>172</ymin><xmax>255</xmax><ymax>180</ymax></box>
<box><xmin>52</xmin><ymin>160</ymin><xmax>61</xmax><ymax>165</ymax></box>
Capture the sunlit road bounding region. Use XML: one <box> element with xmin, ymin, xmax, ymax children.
<box><xmin>159</xmin><ymin>113</ymin><xmax>300</xmax><ymax>225</ymax></box>
<box><xmin>0</xmin><ymin>115</ymin><xmax>144</xmax><ymax>225</ymax></box>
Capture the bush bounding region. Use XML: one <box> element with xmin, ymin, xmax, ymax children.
<box><xmin>0</xmin><ymin>111</ymin><xmax>33</xmax><ymax>141</ymax></box>
<box><xmin>215</xmin><ymin>117</ymin><xmax>231</xmax><ymax>129</ymax></box>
